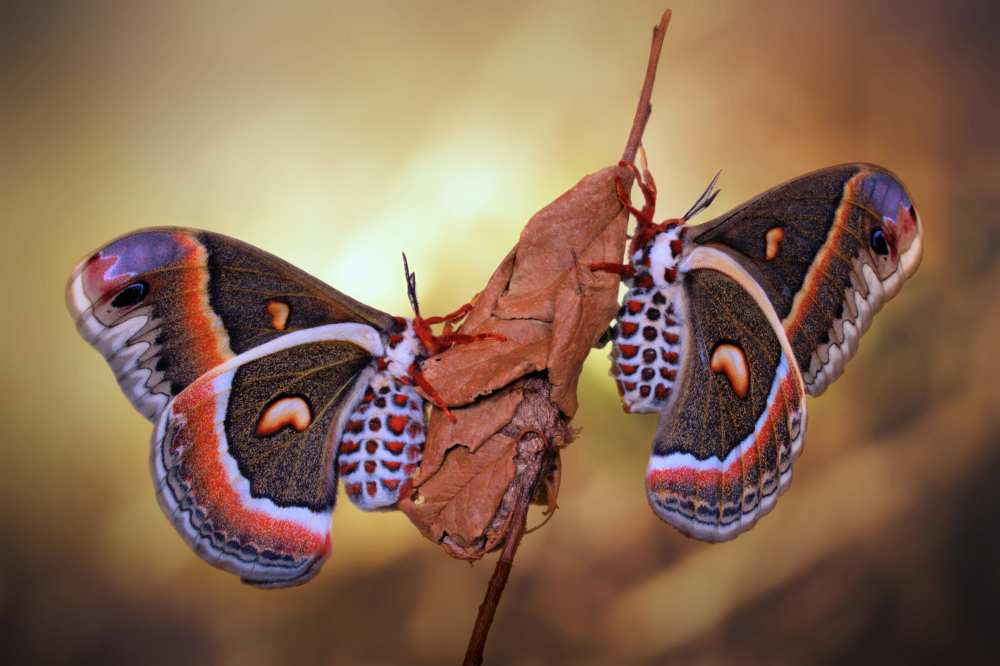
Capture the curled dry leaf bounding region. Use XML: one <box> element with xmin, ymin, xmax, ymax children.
<box><xmin>443</xmin><ymin>11</ymin><xmax>673</xmax><ymax>663</ymax></box>
<box><xmin>419</xmin><ymin>165</ymin><xmax>629</xmax><ymax>414</ymax></box>
<box><xmin>399</xmin><ymin>165</ymin><xmax>630</xmax><ymax>558</ymax></box>
<box><xmin>400</xmin><ymin>7</ymin><xmax>672</xmax><ymax>578</ymax></box>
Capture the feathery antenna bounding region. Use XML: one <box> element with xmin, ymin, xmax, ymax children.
<box><xmin>682</xmin><ymin>171</ymin><xmax>722</xmax><ymax>221</ymax></box>
<box><xmin>402</xmin><ymin>252</ymin><xmax>421</xmax><ymax>318</ymax></box>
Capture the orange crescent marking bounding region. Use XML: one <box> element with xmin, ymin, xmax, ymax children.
<box><xmin>266</xmin><ymin>300</ymin><xmax>290</xmax><ymax>331</ymax></box>
<box><xmin>784</xmin><ymin>173</ymin><xmax>864</xmax><ymax>337</ymax></box>
<box><xmin>710</xmin><ymin>343</ymin><xmax>749</xmax><ymax>399</ymax></box>
<box><xmin>765</xmin><ymin>227</ymin><xmax>784</xmax><ymax>261</ymax></box>
<box><xmin>174</xmin><ymin>233</ymin><xmax>233</xmax><ymax>370</ymax></box>
<box><xmin>256</xmin><ymin>396</ymin><xmax>312</xmax><ymax>435</ymax></box>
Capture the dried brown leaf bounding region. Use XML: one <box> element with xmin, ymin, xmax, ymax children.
<box><xmin>404</xmin><ymin>432</ymin><xmax>517</xmax><ymax>549</ymax></box>
<box><xmin>495</xmin><ymin>166</ymin><xmax>628</xmax><ymax>323</ymax></box>
<box><xmin>402</xmin><ymin>7</ymin><xmax>669</xmax><ymax>564</ymax></box>
<box><xmin>546</xmin><ymin>217</ymin><xmax>626</xmax><ymax>414</ymax></box>
<box><xmin>403</xmin><ymin>167</ymin><xmax>628</xmax><ymax>558</ymax></box>
<box><xmin>453</xmin><ymin>12</ymin><xmax>671</xmax><ymax>661</ymax></box>
<box><xmin>417</xmin><ymin>319</ymin><xmax>549</xmax><ymax>407</ymax></box>
<box><xmin>419</xmin><ymin>166</ymin><xmax>627</xmax><ymax>414</ymax></box>
<box><xmin>415</xmin><ymin>385</ymin><xmax>524</xmax><ymax>484</ymax></box>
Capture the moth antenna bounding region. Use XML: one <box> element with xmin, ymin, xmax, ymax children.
<box><xmin>402</xmin><ymin>252</ymin><xmax>421</xmax><ymax>318</ymax></box>
<box><xmin>682</xmin><ymin>170</ymin><xmax>722</xmax><ymax>221</ymax></box>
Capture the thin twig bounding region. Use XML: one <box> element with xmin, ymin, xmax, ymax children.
<box><xmin>622</xmin><ymin>9</ymin><xmax>672</xmax><ymax>164</ymax></box>
<box><xmin>461</xmin><ymin>456</ymin><xmax>538</xmax><ymax>666</ymax></box>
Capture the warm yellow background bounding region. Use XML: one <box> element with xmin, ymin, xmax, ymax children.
<box><xmin>4</xmin><ymin>1</ymin><xmax>998</xmax><ymax>664</ymax></box>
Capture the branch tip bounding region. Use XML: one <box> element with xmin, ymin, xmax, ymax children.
<box><xmin>621</xmin><ymin>8</ymin><xmax>672</xmax><ymax>164</ymax></box>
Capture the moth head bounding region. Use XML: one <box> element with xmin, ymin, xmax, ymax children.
<box><xmin>630</xmin><ymin>218</ymin><xmax>681</xmax><ymax>259</ymax></box>
<box><xmin>628</xmin><ymin>222</ymin><xmax>687</xmax><ymax>290</ymax></box>
<box><xmin>627</xmin><ymin>171</ymin><xmax>721</xmax><ymax>260</ymax></box>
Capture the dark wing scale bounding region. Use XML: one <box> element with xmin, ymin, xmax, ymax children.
<box><xmin>645</xmin><ymin>250</ymin><xmax>806</xmax><ymax>541</ymax></box>
<box><xmin>152</xmin><ymin>327</ymin><xmax>380</xmax><ymax>587</ymax></box>
<box><xmin>196</xmin><ymin>232</ymin><xmax>396</xmax><ymax>353</ymax></box>
<box><xmin>66</xmin><ymin>227</ymin><xmax>397</xmax><ymax>420</ymax></box>
<box><xmin>690</xmin><ymin>165</ymin><xmax>860</xmax><ymax>319</ymax></box>
<box><xmin>689</xmin><ymin>164</ymin><xmax>922</xmax><ymax>394</ymax></box>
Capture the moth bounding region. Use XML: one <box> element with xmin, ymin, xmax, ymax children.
<box><xmin>66</xmin><ymin>229</ymin><xmax>497</xmax><ymax>587</ymax></box>
<box><xmin>596</xmin><ymin>159</ymin><xmax>923</xmax><ymax>541</ymax></box>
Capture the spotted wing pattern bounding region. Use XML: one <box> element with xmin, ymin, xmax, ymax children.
<box><xmin>645</xmin><ymin>248</ymin><xmax>806</xmax><ymax>541</ymax></box>
<box><xmin>689</xmin><ymin>165</ymin><xmax>922</xmax><ymax>394</ymax></box>
<box><xmin>67</xmin><ymin>228</ymin><xmax>397</xmax><ymax>419</ymax></box>
<box><xmin>152</xmin><ymin>324</ymin><xmax>382</xmax><ymax>587</ymax></box>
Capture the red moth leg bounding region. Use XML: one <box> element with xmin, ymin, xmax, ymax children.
<box><xmin>589</xmin><ymin>262</ymin><xmax>635</xmax><ymax>277</ymax></box>
<box><xmin>400</xmin><ymin>302</ymin><xmax>507</xmax><ymax>423</ymax></box>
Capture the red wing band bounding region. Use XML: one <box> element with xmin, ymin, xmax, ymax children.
<box><xmin>646</xmin><ymin>354</ymin><xmax>805</xmax><ymax>540</ymax></box>
<box><xmin>151</xmin><ymin>323</ymin><xmax>381</xmax><ymax>587</ymax></box>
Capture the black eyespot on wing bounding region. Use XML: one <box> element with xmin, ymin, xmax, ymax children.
<box><xmin>870</xmin><ymin>228</ymin><xmax>890</xmax><ymax>256</ymax></box>
<box><xmin>110</xmin><ymin>281</ymin><xmax>149</xmax><ymax>308</ymax></box>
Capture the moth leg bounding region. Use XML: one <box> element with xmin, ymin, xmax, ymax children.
<box><xmin>616</xmin><ymin>156</ymin><xmax>658</xmax><ymax>225</ymax></box>
<box><xmin>406</xmin><ymin>300</ymin><xmax>506</xmax><ymax>425</ymax></box>
<box><xmin>588</xmin><ymin>261</ymin><xmax>635</xmax><ymax>277</ymax></box>
<box><xmin>411</xmin><ymin>303</ymin><xmax>506</xmax><ymax>357</ymax></box>
<box><xmin>615</xmin><ymin>172</ymin><xmax>649</xmax><ymax>222</ymax></box>
<box><xmin>408</xmin><ymin>362</ymin><xmax>456</xmax><ymax>423</ymax></box>
<box><xmin>434</xmin><ymin>331</ymin><xmax>507</xmax><ymax>348</ymax></box>
<box><xmin>420</xmin><ymin>301</ymin><xmax>474</xmax><ymax>327</ymax></box>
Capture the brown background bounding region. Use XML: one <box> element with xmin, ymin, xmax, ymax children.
<box><xmin>4</xmin><ymin>1</ymin><xmax>998</xmax><ymax>664</ymax></box>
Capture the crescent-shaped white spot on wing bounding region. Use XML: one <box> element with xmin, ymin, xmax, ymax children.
<box><xmin>257</xmin><ymin>396</ymin><xmax>312</xmax><ymax>435</ymax></box>
<box><xmin>710</xmin><ymin>343</ymin><xmax>749</xmax><ymax>399</ymax></box>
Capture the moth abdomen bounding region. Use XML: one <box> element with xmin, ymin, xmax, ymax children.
<box><xmin>339</xmin><ymin>371</ymin><xmax>425</xmax><ymax>510</ymax></box>
<box><xmin>609</xmin><ymin>282</ymin><xmax>686</xmax><ymax>414</ymax></box>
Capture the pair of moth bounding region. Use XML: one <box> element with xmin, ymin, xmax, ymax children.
<box><xmin>66</xmin><ymin>161</ymin><xmax>922</xmax><ymax>587</ymax></box>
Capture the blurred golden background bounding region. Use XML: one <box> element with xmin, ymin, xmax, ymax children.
<box><xmin>4</xmin><ymin>1</ymin><xmax>998</xmax><ymax>664</ymax></box>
